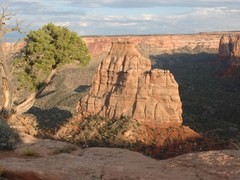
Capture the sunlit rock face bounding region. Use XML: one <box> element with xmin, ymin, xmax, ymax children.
<box><xmin>232</xmin><ymin>35</ymin><xmax>240</xmax><ymax>65</ymax></box>
<box><xmin>83</xmin><ymin>32</ymin><xmax>240</xmax><ymax>57</ymax></box>
<box><xmin>218</xmin><ymin>35</ymin><xmax>234</xmax><ymax>57</ymax></box>
<box><xmin>77</xmin><ymin>42</ymin><xmax>182</xmax><ymax>127</ymax></box>
<box><xmin>219</xmin><ymin>34</ymin><xmax>240</xmax><ymax>76</ymax></box>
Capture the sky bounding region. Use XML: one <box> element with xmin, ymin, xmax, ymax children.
<box><xmin>2</xmin><ymin>0</ymin><xmax>240</xmax><ymax>40</ymax></box>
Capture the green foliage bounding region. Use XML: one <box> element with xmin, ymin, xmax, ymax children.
<box><xmin>0</xmin><ymin>120</ymin><xmax>19</xmax><ymax>150</ymax></box>
<box><xmin>15</xmin><ymin>23</ymin><xmax>90</xmax><ymax>90</ymax></box>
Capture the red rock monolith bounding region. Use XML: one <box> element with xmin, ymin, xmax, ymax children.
<box><xmin>77</xmin><ymin>42</ymin><xmax>182</xmax><ymax>127</ymax></box>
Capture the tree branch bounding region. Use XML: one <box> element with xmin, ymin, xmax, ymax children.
<box><xmin>14</xmin><ymin>69</ymin><xmax>56</xmax><ymax>115</ymax></box>
<box><xmin>0</xmin><ymin>6</ymin><xmax>26</xmax><ymax>120</ymax></box>
<box><xmin>0</xmin><ymin>43</ymin><xmax>13</xmax><ymax>113</ymax></box>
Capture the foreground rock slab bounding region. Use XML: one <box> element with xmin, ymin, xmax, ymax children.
<box><xmin>0</xmin><ymin>147</ymin><xmax>239</xmax><ymax>180</ymax></box>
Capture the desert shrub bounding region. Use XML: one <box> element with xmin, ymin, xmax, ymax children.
<box><xmin>58</xmin><ymin>116</ymin><xmax>142</xmax><ymax>147</ymax></box>
<box><xmin>21</xmin><ymin>148</ymin><xmax>39</xmax><ymax>156</ymax></box>
<box><xmin>0</xmin><ymin>120</ymin><xmax>19</xmax><ymax>150</ymax></box>
<box><xmin>52</xmin><ymin>145</ymin><xmax>77</xmax><ymax>154</ymax></box>
<box><xmin>0</xmin><ymin>165</ymin><xmax>4</xmax><ymax>177</ymax></box>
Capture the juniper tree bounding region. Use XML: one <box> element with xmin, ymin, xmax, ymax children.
<box><xmin>0</xmin><ymin>8</ymin><xmax>90</xmax><ymax>121</ymax></box>
<box><xmin>15</xmin><ymin>23</ymin><xmax>90</xmax><ymax>89</ymax></box>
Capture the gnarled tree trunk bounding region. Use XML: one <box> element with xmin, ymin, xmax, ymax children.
<box><xmin>0</xmin><ymin>7</ymin><xmax>55</xmax><ymax>121</ymax></box>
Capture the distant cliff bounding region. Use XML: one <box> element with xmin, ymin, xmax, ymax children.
<box><xmin>218</xmin><ymin>34</ymin><xmax>240</xmax><ymax>76</ymax></box>
<box><xmin>83</xmin><ymin>32</ymin><xmax>240</xmax><ymax>57</ymax></box>
<box><xmin>4</xmin><ymin>32</ymin><xmax>240</xmax><ymax>58</ymax></box>
<box><xmin>2</xmin><ymin>42</ymin><xmax>25</xmax><ymax>53</ymax></box>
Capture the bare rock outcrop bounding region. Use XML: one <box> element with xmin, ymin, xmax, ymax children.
<box><xmin>0</xmin><ymin>132</ymin><xmax>238</xmax><ymax>179</ymax></box>
<box><xmin>77</xmin><ymin>42</ymin><xmax>182</xmax><ymax>127</ymax></box>
<box><xmin>218</xmin><ymin>35</ymin><xmax>234</xmax><ymax>57</ymax></box>
<box><xmin>0</xmin><ymin>148</ymin><xmax>239</xmax><ymax>180</ymax></box>
<box><xmin>232</xmin><ymin>35</ymin><xmax>240</xmax><ymax>63</ymax></box>
<box><xmin>219</xmin><ymin>34</ymin><xmax>240</xmax><ymax>76</ymax></box>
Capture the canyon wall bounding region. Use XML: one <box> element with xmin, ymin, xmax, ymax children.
<box><xmin>2</xmin><ymin>42</ymin><xmax>25</xmax><ymax>53</ymax></box>
<box><xmin>83</xmin><ymin>32</ymin><xmax>240</xmax><ymax>57</ymax></box>
<box><xmin>78</xmin><ymin>42</ymin><xmax>182</xmax><ymax>127</ymax></box>
<box><xmin>4</xmin><ymin>32</ymin><xmax>240</xmax><ymax>58</ymax></box>
<box><xmin>219</xmin><ymin>34</ymin><xmax>240</xmax><ymax>76</ymax></box>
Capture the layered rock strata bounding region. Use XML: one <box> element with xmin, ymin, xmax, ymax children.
<box><xmin>78</xmin><ymin>42</ymin><xmax>182</xmax><ymax>127</ymax></box>
<box><xmin>219</xmin><ymin>35</ymin><xmax>234</xmax><ymax>57</ymax></box>
<box><xmin>83</xmin><ymin>32</ymin><xmax>240</xmax><ymax>57</ymax></box>
<box><xmin>219</xmin><ymin>34</ymin><xmax>240</xmax><ymax>76</ymax></box>
<box><xmin>232</xmin><ymin>35</ymin><xmax>240</xmax><ymax>64</ymax></box>
<box><xmin>6</xmin><ymin>32</ymin><xmax>240</xmax><ymax>58</ymax></box>
<box><xmin>219</xmin><ymin>35</ymin><xmax>240</xmax><ymax>61</ymax></box>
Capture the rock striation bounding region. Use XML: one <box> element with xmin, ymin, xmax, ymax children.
<box><xmin>83</xmin><ymin>32</ymin><xmax>240</xmax><ymax>57</ymax></box>
<box><xmin>219</xmin><ymin>34</ymin><xmax>240</xmax><ymax>76</ymax></box>
<box><xmin>232</xmin><ymin>35</ymin><xmax>240</xmax><ymax>64</ymax></box>
<box><xmin>219</xmin><ymin>35</ymin><xmax>240</xmax><ymax>59</ymax></box>
<box><xmin>77</xmin><ymin>42</ymin><xmax>182</xmax><ymax>127</ymax></box>
<box><xmin>218</xmin><ymin>35</ymin><xmax>234</xmax><ymax>57</ymax></box>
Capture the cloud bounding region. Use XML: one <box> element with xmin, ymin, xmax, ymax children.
<box><xmin>141</xmin><ymin>14</ymin><xmax>157</xmax><ymax>21</ymax></box>
<box><xmin>54</xmin><ymin>21</ymin><xmax>70</xmax><ymax>27</ymax></box>
<box><xmin>7</xmin><ymin>0</ymin><xmax>239</xmax><ymax>9</ymax></box>
<box><xmin>66</xmin><ymin>0</ymin><xmax>240</xmax><ymax>8</ymax></box>
<box><xmin>80</xmin><ymin>7</ymin><xmax>240</xmax><ymax>35</ymax></box>
<box><xmin>78</xmin><ymin>22</ymin><xmax>89</xmax><ymax>27</ymax></box>
<box><xmin>163</xmin><ymin>7</ymin><xmax>240</xmax><ymax>32</ymax></box>
<box><xmin>2</xmin><ymin>0</ymin><xmax>240</xmax><ymax>39</ymax></box>
<box><xmin>102</xmin><ymin>22</ymin><xmax>138</xmax><ymax>27</ymax></box>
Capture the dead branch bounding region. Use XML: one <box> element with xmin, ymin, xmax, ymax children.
<box><xmin>0</xmin><ymin>6</ymin><xmax>21</xmax><ymax>37</ymax></box>
<box><xmin>0</xmin><ymin>41</ymin><xmax>13</xmax><ymax>113</ymax></box>
<box><xmin>14</xmin><ymin>69</ymin><xmax>56</xmax><ymax>115</ymax></box>
<box><xmin>0</xmin><ymin>7</ymin><xmax>57</xmax><ymax>121</ymax></box>
<box><xmin>0</xmin><ymin>6</ymin><xmax>32</xmax><ymax>120</ymax></box>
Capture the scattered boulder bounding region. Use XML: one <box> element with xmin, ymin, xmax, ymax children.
<box><xmin>77</xmin><ymin>42</ymin><xmax>182</xmax><ymax>127</ymax></box>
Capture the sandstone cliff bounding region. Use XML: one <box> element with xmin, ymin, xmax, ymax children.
<box><xmin>83</xmin><ymin>32</ymin><xmax>240</xmax><ymax>57</ymax></box>
<box><xmin>232</xmin><ymin>35</ymin><xmax>240</xmax><ymax>64</ymax></box>
<box><xmin>6</xmin><ymin>32</ymin><xmax>240</xmax><ymax>59</ymax></box>
<box><xmin>219</xmin><ymin>34</ymin><xmax>240</xmax><ymax>76</ymax></box>
<box><xmin>2</xmin><ymin>42</ymin><xmax>25</xmax><ymax>54</ymax></box>
<box><xmin>218</xmin><ymin>35</ymin><xmax>234</xmax><ymax>57</ymax></box>
<box><xmin>77</xmin><ymin>42</ymin><xmax>182</xmax><ymax>127</ymax></box>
